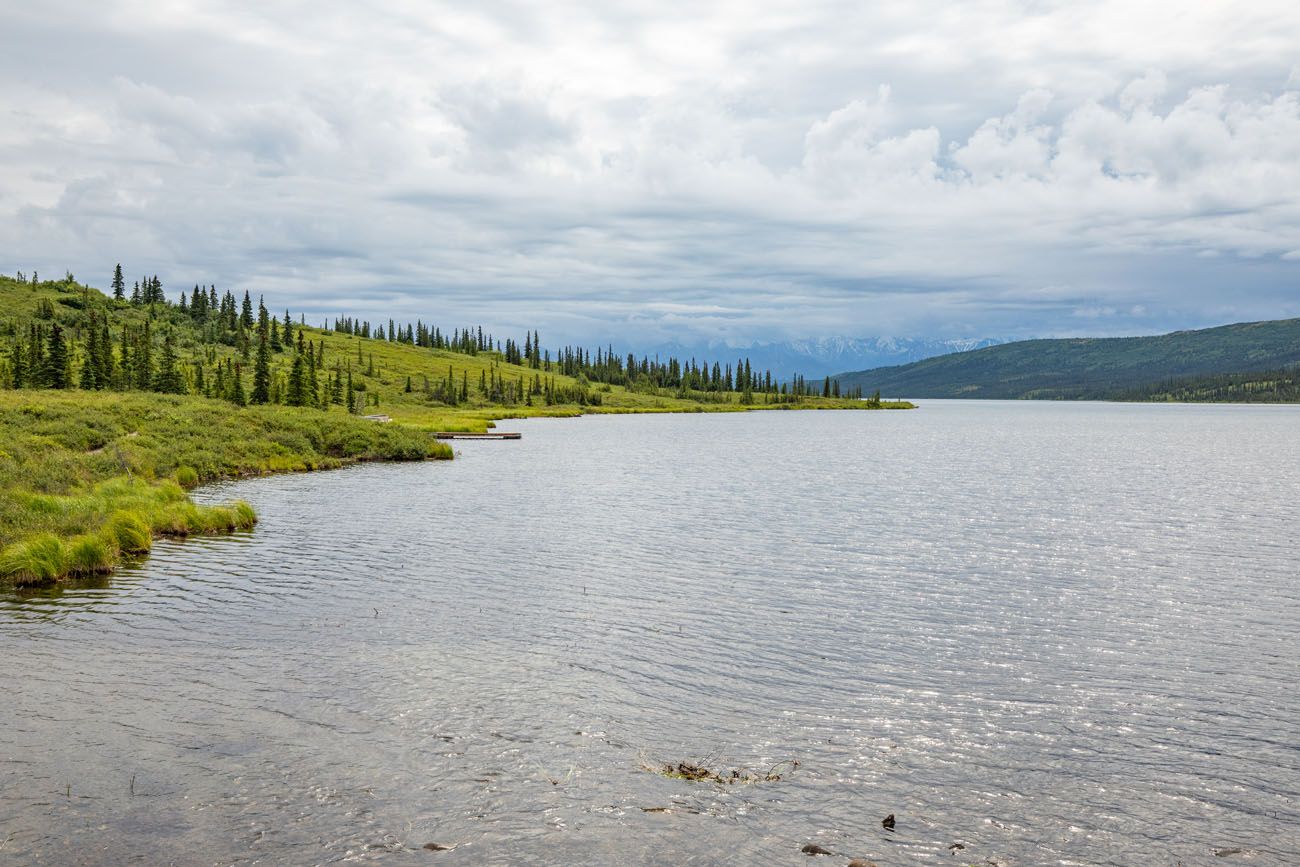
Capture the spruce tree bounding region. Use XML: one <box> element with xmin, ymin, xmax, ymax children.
<box><xmin>240</xmin><ymin>291</ymin><xmax>254</xmax><ymax>330</ymax></box>
<box><xmin>112</xmin><ymin>264</ymin><xmax>125</xmax><ymax>300</ymax></box>
<box><xmin>137</xmin><ymin>322</ymin><xmax>154</xmax><ymax>389</ymax></box>
<box><xmin>10</xmin><ymin>337</ymin><xmax>26</xmax><ymax>388</ymax></box>
<box><xmin>43</xmin><ymin>323</ymin><xmax>69</xmax><ymax>388</ymax></box>
<box><xmin>307</xmin><ymin>347</ymin><xmax>319</xmax><ymax>406</ymax></box>
<box><xmin>230</xmin><ymin>363</ymin><xmax>247</xmax><ymax>406</ymax></box>
<box><xmin>154</xmin><ymin>331</ymin><xmax>184</xmax><ymax>393</ymax></box>
<box><xmin>286</xmin><ymin>351</ymin><xmax>306</xmax><ymax>406</ymax></box>
<box><xmin>80</xmin><ymin>325</ymin><xmax>99</xmax><ymax>390</ymax></box>
<box><xmin>251</xmin><ymin>333</ymin><xmax>271</xmax><ymax>404</ymax></box>
<box><xmin>116</xmin><ymin>328</ymin><xmax>130</xmax><ymax>389</ymax></box>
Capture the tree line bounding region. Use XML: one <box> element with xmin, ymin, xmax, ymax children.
<box><xmin>2</xmin><ymin>264</ymin><xmax>866</xmax><ymax>408</ymax></box>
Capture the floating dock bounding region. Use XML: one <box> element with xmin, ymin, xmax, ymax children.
<box><xmin>434</xmin><ymin>432</ymin><xmax>522</xmax><ymax>440</ymax></box>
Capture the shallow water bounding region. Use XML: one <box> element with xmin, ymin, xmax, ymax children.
<box><xmin>2</xmin><ymin>401</ymin><xmax>1298</xmax><ymax>865</ymax></box>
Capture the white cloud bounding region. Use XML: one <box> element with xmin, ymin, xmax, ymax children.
<box><xmin>1119</xmin><ymin>70</ymin><xmax>1168</xmax><ymax>114</ymax></box>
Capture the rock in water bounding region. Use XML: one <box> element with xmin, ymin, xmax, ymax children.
<box><xmin>422</xmin><ymin>842</ymin><xmax>454</xmax><ymax>851</ymax></box>
<box><xmin>881</xmin><ymin>813</ymin><xmax>895</xmax><ymax>830</ymax></box>
<box><xmin>847</xmin><ymin>860</ymin><xmax>879</xmax><ymax>867</ymax></box>
<box><xmin>801</xmin><ymin>843</ymin><xmax>834</xmax><ymax>855</ymax></box>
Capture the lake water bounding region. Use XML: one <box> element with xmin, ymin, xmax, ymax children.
<box><xmin>2</xmin><ymin>402</ymin><xmax>1298</xmax><ymax>865</ymax></box>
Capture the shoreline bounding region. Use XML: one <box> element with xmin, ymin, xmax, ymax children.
<box><xmin>0</xmin><ymin>391</ymin><xmax>913</xmax><ymax>588</ymax></box>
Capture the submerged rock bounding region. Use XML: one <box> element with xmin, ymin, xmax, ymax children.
<box><xmin>422</xmin><ymin>842</ymin><xmax>455</xmax><ymax>851</ymax></box>
<box><xmin>847</xmin><ymin>860</ymin><xmax>879</xmax><ymax>867</ymax></box>
<box><xmin>800</xmin><ymin>842</ymin><xmax>834</xmax><ymax>855</ymax></box>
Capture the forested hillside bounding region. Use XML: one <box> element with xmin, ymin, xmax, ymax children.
<box><xmin>1108</xmin><ymin>368</ymin><xmax>1300</xmax><ymax>402</ymax></box>
<box><xmin>1</xmin><ymin>267</ymin><xmax>874</xmax><ymax>422</ymax></box>
<box><xmin>834</xmin><ymin>319</ymin><xmax>1300</xmax><ymax>400</ymax></box>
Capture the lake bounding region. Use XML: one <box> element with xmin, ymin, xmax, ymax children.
<box><xmin>2</xmin><ymin>402</ymin><xmax>1297</xmax><ymax>865</ymax></box>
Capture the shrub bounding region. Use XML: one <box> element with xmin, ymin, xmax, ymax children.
<box><xmin>175</xmin><ymin>466</ymin><xmax>200</xmax><ymax>489</ymax></box>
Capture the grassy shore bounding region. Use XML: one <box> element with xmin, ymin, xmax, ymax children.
<box><xmin>0</xmin><ymin>390</ymin><xmax>450</xmax><ymax>586</ymax></box>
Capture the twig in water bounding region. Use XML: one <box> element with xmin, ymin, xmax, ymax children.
<box><xmin>130</xmin><ymin>774</ymin><xmax>135</xmax><ymax>796</ymax></box>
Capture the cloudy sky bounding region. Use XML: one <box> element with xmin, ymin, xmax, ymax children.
<box><xmin>2</xmin><ymin>1</ymin><xmax>1299</xmax><ymax>346</ymax></box>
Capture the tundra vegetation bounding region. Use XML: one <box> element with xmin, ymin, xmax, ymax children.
<box><xmin>0</xmin><ymin>267</ymin><xmax>910</xmax><ymax>585</ymax></box>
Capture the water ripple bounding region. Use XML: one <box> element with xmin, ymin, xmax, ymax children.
<box><xmin>2</xmin><ymin>402</ymin><xmax>1299</xmax><ymax>865</ymax></box>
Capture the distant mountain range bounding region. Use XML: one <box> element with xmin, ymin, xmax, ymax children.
<box><xmin>833</xmin><ymin>318</ymin><xmax>1300</xmax><ymax>400</ymax></box>
<box><xmin>632</xmin><ymin>336</ymin><xmax>1003</xmax><ymax>380</ymax></box>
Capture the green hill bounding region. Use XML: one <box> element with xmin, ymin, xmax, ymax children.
<box><xmin>835</xmin><ymin>318</ymin><xmax>1300</xmax><ymax>400</ymax></box>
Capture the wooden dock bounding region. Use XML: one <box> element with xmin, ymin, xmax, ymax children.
<box><xmin>434</xmin><ymin>432</ymin><xmax>522</xmax><ymax>440</ymax></box>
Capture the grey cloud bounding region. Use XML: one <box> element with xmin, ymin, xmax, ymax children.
<box><xmin>2</xmin><ymin>0</ymin><xmax>1299</xmax><ymax>346</ymax></box>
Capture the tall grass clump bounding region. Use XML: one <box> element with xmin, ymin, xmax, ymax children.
<box><xmin>175</xmin><ymin>466</ymin><xmax>200</xmax><ymax>489</ymax></box>
<box><xmin>152</xmin><ymin>502</ymin><xmax>205</xmax><ymax>537</ymax></box>
<box><xmin>231</xmin><ymin>501</ymin><xmax>257</xmax><ymax>529</ymax></box>
<box><xmin>106</xmin><ymin>511</ymin><xmax>153</xmax><ymax>555</ymax></box>
<box><xmin>65</xmin><ymin>533</ymin><xmax>117</xmax><ymax>575</ymax></box>
<box><xmin>190</xmin><ymin>501</ymin><xmax>258</xmax><ymax>534</ymax></box>
<box><xmin>0</xmin><ymin>534</ymin><xmax>66</xmax><ymax>586</ymax></box>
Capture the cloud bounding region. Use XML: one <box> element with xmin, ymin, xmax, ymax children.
<box><xmin>1</xmin><ymin>0</ymin><xmax>1299</xmax><ymax>344</ymax></box>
